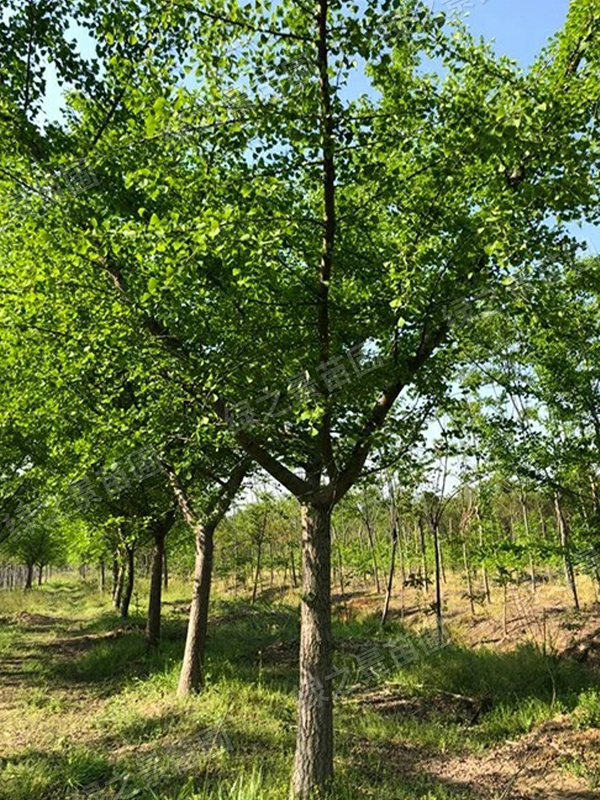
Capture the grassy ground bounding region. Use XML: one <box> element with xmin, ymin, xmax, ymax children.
<box><xmin>1</xmin><ymin>576</ymin><xmax>600</xmax><ymax>799</ymax></box>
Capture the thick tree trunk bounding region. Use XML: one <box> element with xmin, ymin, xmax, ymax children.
<box><xmin>146</xmin><ymin>529</ymin><xmax>165</xmax><ymax>649</ymax></box>
<box><xmin>291</xmin><ymin>502</ymin><xmax>333</xmax><ymax>798</ymax></box>
<box><xmin>120</xmin><ymin>546</ymin><xmax>135</xmax><ymax>618</ymax></box>
<box><xmin>25</xmin><ymin>563</ymin><xmax>33</xmax><ymax>590</ymax></box>
<box><xmin>177</xmin><ymin>523</ymin><xmax>215</xmax><ymax>695</ymax></box>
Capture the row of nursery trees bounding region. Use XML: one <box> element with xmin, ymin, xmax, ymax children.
<box><xmin>3</xmin><ymin>463</ymin><xmax>598</xmax><ymax>622</ymax></box>
<box><xmin>1</xmin><ymin>0</ymin><xmax>600</xmax><ymax>795</ymax></box>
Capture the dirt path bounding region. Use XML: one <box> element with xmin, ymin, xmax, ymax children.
<box><xmin>426</xmin><ymin>717</ymin><xmax>600</xmax><ymax>799</ymax></box>
<box><xmin>2</xmin><ymin>584</ymin><xmax>600</xmax><ymax>799</ymax></box>
<box><xmin>0</xmin><ymin>609</ymin><xmax>111</xmax><ymax>758</ymax></box>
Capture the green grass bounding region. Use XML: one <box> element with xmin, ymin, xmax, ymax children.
<box><xmin>0</xmin><ymin>578</ymin><xmax>599</xmax><ymax>799</ymax></box>
<box><xmin>573</xmin><ymin>687</ymin><xmax>600</xmax><ymax>728</ymax></box>
<box><xmin>0</xmin><ymin>746</ymin><xmax>113</xmax><ymax>800</ymax></box>
<box><xmin>381</xmin><ymin>640</ymin><xmax>595</xmax><ymax>748</ymax></box>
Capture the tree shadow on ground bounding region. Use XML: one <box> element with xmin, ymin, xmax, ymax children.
<box><xmin>3</xmin><ymin>595</ymin><xmax>600</xmax><ymax>799</ymax></box>
<box><xmin>0</xmin><ymin>721</ymin><xmax>492</xmax><ymax>800</ymax></box>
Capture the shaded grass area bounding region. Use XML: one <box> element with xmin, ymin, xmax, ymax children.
<box><xmin>0</xmin><ymin>580</ymin><xmax>599</xmax><ymax>799</ymax></box>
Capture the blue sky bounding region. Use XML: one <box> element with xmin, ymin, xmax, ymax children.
<box><xmin>438</xmin><ymin>0</ymin><xmax>569</xmax><ymax>65</ymax></box>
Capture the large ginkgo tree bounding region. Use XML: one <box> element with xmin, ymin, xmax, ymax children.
<box><xmin>1</xmin><ymin>0</ymin><xmax>600</xmax><ymax>795</ymax></box>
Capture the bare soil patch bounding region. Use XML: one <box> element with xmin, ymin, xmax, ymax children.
<box><xmin>427</xmin><ymin>716</ymin><xmax>600</xmax><ymax>799</ymax></box>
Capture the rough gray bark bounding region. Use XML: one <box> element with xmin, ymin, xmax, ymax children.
<box><xmin>177</xmin><ymin>521</ymin><xmax>215</xmax><ymax>695</ymax></box>
<box><xmin>164</xmin><ymin>458</ymin><xmax>249</xmax><ymax>696</ymax></box>
<box><xmin>25</xmin><ymin>563</ymin><xmax>33</xmax><ymax>589</ymax></box>
<box><xmin>291</xmin><ymin>502</ymin><xmax>334</xmax><ymax>798</ymax></box>
<box><xmin>146</xmin><ymin>529</ymin><xmax>166</xmax><ymax>649</ymax></box>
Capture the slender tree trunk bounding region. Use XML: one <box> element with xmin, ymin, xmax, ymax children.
<box><xmin>251</xmin><ymin>535</ymin><xmax>263</xmax><ymax>604</ymax></box>
<box><xmin>590</xmin><ymin>473</ymin><xmax>599</xmax><ymax>516</ymax></box>
<box><xmin>120</xmin><ymin>546</ymin><xmax>135</xmax><ymax>618</ymax></box>
<box><xmin>538</xmin><ymin>502</ymin><xmax>548</xmax><ymax>537</ymax></box>
<box><xmin>146</xmin><ymin>529</ymin><xmax>165</xmax><ymax>649</ymax></box>
<box><xmin>439</xmin><ymin>527</ymin><xmax>447</xmax><ymax>585</ymax></box>
<box><xmin>520</xmin><ymin>489</ymin><xmax>536</xmax><ymax>594</ymax></box>
<box><xmin>381</xmin><ymin>521</ymin><xmax>398</xmax><ymax>627</ymax></box>
<box><xmin>37</xmin><ymin>565</ymin><xmax>43</xmax><ymax>585</ymax></box>
<box><xmin>113</xmin><ymin>563</ymin><xmax>124</xmax><ymax>609</ymax></box>
<box><xmin>290</xmin><ymin>544</ymin><xmax>298</xmax><ymax>588</ymax></box>
<box><xmin>177</xmin><ymin>523</ymin><xmax>215</xmax><ymax>695</ymax></box>
<box><xmin>100</xmin><ymin>561</ymin><xmax>106</xmax><ymax>591</ymax></box>
<box><xmin>476</xmin><ymin>505</ymin><xmax>491</xmax><ymax>602</ymax></box>
<box><xmin>529</xmin><ymin>553</ymin><xmax>536</xmax><ymax>595</ymax></box>
<box><xmin>463</xmin><ymin>540</ymin><xmax>475</xmax><ymax>617</ymax></box>
<box><xmin>234</xmin><ymin>532</ymin><xmax>239</xmax><ymax>595</ymax></box>
<box><xmin>364</xmin><ymin>516</ymin><xmax>381</xmax><ymax>594</ymax></box>
<box><xmin>432</xmin><ymin>521</ymin><xmax>444</xmax><ymax>645</ymax></box>
<box><xmin>399</xmin><ymin>534</ymin><xmax>406</xmax><ymax>622</ymax></box>
<box><xmin>291</xmin><ymin>502</ymin><xmax>333</xmax><ymax>798</ymax></box>
<box><xmin>163</xmin><ymin>550</ymin><xmax>168</xmax><ymax>590</ymax></box>
<box><xmin>269</xmin><ymin>540</ymin><xmax>275</xmax><ymax>587</ymax></box>
<box><xmin>337</xmin><ymin>543</ymin><xmax>346</xmax><ymax>604</ymax></box>
<box><xmin>163</xmin><ymin>458</ymin><xmax>247</xmax><ymax>695</ymax></box>
<box><xmin>594</xmin><ymin>565</ymin><xmax>600</xmax><ymax>601</ymax></box>
<box><xmin>554</xmin><ymin>493</ymin><xmax>580</xmax><ymax>611</ymax></box>
<box><xmin>111</xmin><ymin>554</ymin><xmax>119</xmax><ymax>598</ymax></box>
<box><xmin>418</xmin><ymin>517</ymin><xmax>428</xmax><ymax>598</ymax></box>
